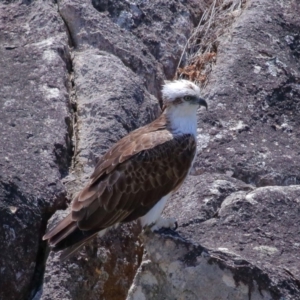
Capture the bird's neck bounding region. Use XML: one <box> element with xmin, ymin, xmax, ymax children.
<box><xmin>163</xmin><ymin>105</ymin><xmax>198</xmax><ymax>137</ymax></box>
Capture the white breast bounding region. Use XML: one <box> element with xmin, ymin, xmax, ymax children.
<box><xmin>139</xmin><ymin>193</ymin><xmax>171</xmax><ymax>227</ymax></box>
<box><xmin>166</xmin><ymin>103</ymin><xmax>198</xmax><ymax>137</ymax></box>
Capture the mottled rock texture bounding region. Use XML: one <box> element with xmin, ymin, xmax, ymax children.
<box><xmin>130</xmin><ymin>180</ymin><xmax>300</xmax><ymax>300</ymax></box>
<box><xmin>41</xmin><ymin>210</ymin><xmax>143</xmax><ymax>300</ymax></box>
<box><xmin>196</xmin><ymin>0</ymin><xmax>300</xmax><ymax>187</ymax></box>
<box><xmin>0</xmin><ymin>1</ymin><xmax>71</xmax><ymax>299</ymax></box>
<box><xmin>1</xmin><ymin>0</ymin><xmax>300</xmax><ymax>299</ymax></box>
<box><xmin>129</xmin><ymin>0</ymin><xmax>300</xmax><ymax>299</ymax></box>
<box><xmin>128</xmin><ymin>230</ymin><xmax>275</xmax><ymax>300</ymax></box>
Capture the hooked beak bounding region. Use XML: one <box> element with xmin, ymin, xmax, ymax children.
<box><xmin>198</xmin><ymin>97</ymin><xmax>208</xmax><ymax>110</ymax></box>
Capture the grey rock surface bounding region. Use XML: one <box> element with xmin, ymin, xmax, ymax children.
<box><xmin>72</xmin><ymin>49</ymin><xmax>159</xmax><ymax>177</ymax></box>
<box><xmin>127</xmin><ymin>231</ymin><xmax>276</xmax><ymax>300</ymax></box>
<box><xmin>40</xmin><ymin>48</ymin><xmax>157</xmax><ymax>300</ymax></box>
<box><xmin>164</xmin><ymin>173</ymin><xmax>253</xmax><ymax>226</ymax></box>
<box><xmin>41</xmin><ymin>210</ymin><xmax>143</xmax><ymax>300</ymax></box>
<box><xmin>144</xmin><ymin>174</ymin><xmax>300</xmax><ymax>299</ymax></box>
<box><xmin>0</xmin><ymin>1</ymin><xmax>71</xmax><ymax>299</ymax></box>
<box><xmin>195</xmin><ymin>0</ymin><xmax>300</xmax><ymax>187</ymax></box>
<box><xmin>129</xmin><ymin>0</ymin><xmax>300</xmax><ymax>299</ymax></box>
<box><xmin>57</xmin><ymin>0</ymin><xmax>198</xmax><ymax>99</ymax></box>
<box><xmin>2</xmin><ymin>0</ymin><xmax>300</xmax><ymax>299</ymax></box>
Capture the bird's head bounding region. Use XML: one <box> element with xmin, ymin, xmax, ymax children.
<box><xmin>162</xmin><ymin>79</ymin><xmax>207</xmax><ymax>115</ymax></box>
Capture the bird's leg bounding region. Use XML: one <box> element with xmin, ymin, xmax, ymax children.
<box><xmin>149</xmin><ymin>216</ymin><xmax>178</xmax><ymax>232</ymax></box>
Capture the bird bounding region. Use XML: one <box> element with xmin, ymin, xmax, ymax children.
<box><xmin>43</xmin><ymin>79</ymin><xmax>207</xmax><ymax>260</ymax></box>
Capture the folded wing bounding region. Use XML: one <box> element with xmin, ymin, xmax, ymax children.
<box><xmin>43</xmin><ymin>119</ymin><xmax>196</xmax><ymax>259</ymax></box>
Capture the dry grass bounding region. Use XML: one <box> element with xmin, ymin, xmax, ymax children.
<box><xmin>176</xmin><ymin>0</ymin><xmax>246</xmax><ymax>86</ymax></box>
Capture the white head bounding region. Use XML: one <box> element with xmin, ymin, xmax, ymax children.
<box><xmin>161</xmin><ymin>79</ymin><xmax>207</xmax><ymax>136</ymax></box>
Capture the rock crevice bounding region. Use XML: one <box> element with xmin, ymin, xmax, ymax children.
<box><xmin>2</xmin><ymin>0</ymin><xmax>300</xmax><ymax>299</ymax></box>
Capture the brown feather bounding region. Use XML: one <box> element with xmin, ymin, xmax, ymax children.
<box><xmin>48</xmin><ymin>222</ymin><xmax>77</xmax><ymax>246</ymax></box>
<box><xmin>59</xmin><ymin>231</ymin><xmax>99</xmax><ymax>261</ymax></box>
<box><xmin>43</xmin><ymin>213</ymin><xmax>73</xmax><ymax>240</ymax></box>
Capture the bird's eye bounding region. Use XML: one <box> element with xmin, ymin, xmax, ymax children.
<box><xmin>184</xmin><ymin>95</ymin><xmax>193</xmax><ymax>101</ymax></box>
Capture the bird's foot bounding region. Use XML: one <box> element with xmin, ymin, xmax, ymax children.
<box><xmin>150</xmin><ymin>216</ymin><xmax>178</xmax><ymax>232</ymax></box>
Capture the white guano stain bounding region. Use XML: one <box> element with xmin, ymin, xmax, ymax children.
<box><xmin>41</xmin><ymin>85</ymin><xmax>60</xmax><ymax>100</ymax></box>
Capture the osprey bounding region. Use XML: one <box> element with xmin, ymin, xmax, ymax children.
<box><xmin>43</xmin><ymin>79</ymin><xmax>207</xmax><ymax>260</ymax></box>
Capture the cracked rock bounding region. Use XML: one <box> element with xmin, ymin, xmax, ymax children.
<box><xmin>130</xmin><ymin>184</ymin><xmax>300</xmax><ymax>299</ymax></box>
<box><xmin>196</xmin><ymin>0</ymin><xmax>300</xmax><ymax>187</ymax></box>
<box><xmin>0</xmin><ymin>1</ymin><xmax>72</xmax><ymax>299</ymax></box>
<box><xmin>3</xmin><ymin>0</ymin><xmax>300</xmax><ymax>299</ymax></box>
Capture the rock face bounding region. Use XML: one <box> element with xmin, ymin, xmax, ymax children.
<box><xmin>1</xmin><ymin>0</ymin><xmax>300</xmax><ymax>300</ymax></box>
<box><xmin>129</xmin><ymin>179</ymin><xmax>300</xmax><ymax>300</ymax></box>
<box><xmin>41</xmin><ymin>210</ymin><xmax>143</xmax><ymax>300</ymax></box>
<box><xmin>128</xmin><ymin>0</ymin><xmax>300</xmax><ymax>299</ymax></box>
<box><xmin>0</xmin><ymin>2</ymin><xmax>71</xmax><ymax>299</ymax></box>
<box><xmin>128</xmin><ymin>231</ymin><xmax>276</xmax><ymax>300</ymax></box>
<box><xmin>195</xmin><ymin>0</ymin><xmax>300</xmax><ymax>187</ymax></box>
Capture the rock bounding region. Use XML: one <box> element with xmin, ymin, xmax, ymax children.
<box><xmin>3</xmin><ymin>0</ymin><xmax>300</xmax><ymax>299</ymax></box>
<box><xmin>57</xmin><ymin>0</ymin><xmax>198</xmax><ymax>99</ymax></box>
<box><xmin>41</xmin><ymin>49</ymin><xmax>157</xmax><ymax>300</ymax></box>
<box><xmin>129</xmin><ymin>0</ymin><xmax>300</xmax><ymax>299</ymax></box>
<box><xmin>127</xmin><ymin>231</ymin><xmax>276</xmax><ymax>300</ymax></box>
<box><xmin>195</xmin><ymin>0</ymin><xmax>300</xmax><ymax>187</ymax></box>
<box><xmin>72</xmin><ymin>49</ymin><xmax>159</xmax><ymax>177</ymax></box>
<box><xmin>129</xmin><ymin>183</ymin><xmax>300</xmax><ymax>299</ymax></box>
<box><xmin>163</xmin><ymin>173</ymin><xmax>253</xmax><ymax>229</ymax></box>
<box><xmin>199</xmin><ymin>185</ymin><xmax>300</xmax><ymax>280</ymax></box>
<box><xmin>41</xmin><ymin>210</ymin><xmax>143</xmax><ymax>300</ymax></box>
<box><xmin>0</xmin><ymin>1</ymin><xmax>71</xmax><ymax>299</ymax></box>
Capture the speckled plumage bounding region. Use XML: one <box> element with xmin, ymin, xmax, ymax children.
<box><xmin>43</xmin><ymin>80</ymin><xmax>206</xmax><ymax>260</ymax></box>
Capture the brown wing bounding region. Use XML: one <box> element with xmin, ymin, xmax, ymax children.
<box><xmin>43</xmin><ymin>114</ymin><xmax>196</xmax><ymax>258</ymax></box>
<box><xmin>71</xmin><ymin>132</ymin><xmax>196</xmax><ymax>231</ymax></box>
<box><xmin>89</xmin><ymin>112</ymin><xmax>168</xmax><ymax>181</ymax></box>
